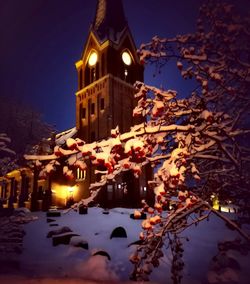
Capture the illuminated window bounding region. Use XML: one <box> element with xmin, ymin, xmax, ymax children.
<box><xmin>140</xmin><ymin>186</ymin><xmax>147</xmax><ymax>197</ymax></box>
<box><xmin>76</xmin><ymin>168</ymin><xmax>86</xmax><ymax>180</ymax></box>
<box><xmin>116</xmin><ymin>183</ymin><xmax>123</xmax><ymax>200</ymax></box>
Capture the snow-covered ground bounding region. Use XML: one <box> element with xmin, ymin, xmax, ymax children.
<box><xmin>0</xmin><ymin>207</ymin><xmax>249</xmax><ymax>284</ymax></box>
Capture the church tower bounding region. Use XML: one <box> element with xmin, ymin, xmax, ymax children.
<box><xmin>75</xmin><ymin>0</ymin><xmax>143</xmax><ymax>142</ymax></box>
<box><xmin>72</xmin><ymin>0</ymin><xmax>153</xmax><ymax>208</ymax></box>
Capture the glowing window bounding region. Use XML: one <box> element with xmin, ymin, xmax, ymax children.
<box><xmin>77</xmin><ymin>168</ymin><xmax>86</xmax><ymax>180</ymax></box>
<box><xmin>88</xmin><ymin>51</ymin><xmax>98</xmax><ymax>66</ymax></box>
<box><xmin>122</xmin><ymin>51</ymin><xmax>132</xmax><ymax>66</ymax></box>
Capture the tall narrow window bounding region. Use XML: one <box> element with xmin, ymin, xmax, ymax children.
<box><xmin>91</xmin><ymin>68</ymin><xmax>96</xmax><ymax>82</ymax></box>
<box><xmin>77</xmin><ymin>168</ymin><xmax>86</xmax><ymax>180</ymax></box>
<box><xmin>79</xmin><ymin>105</ymin><xmax>82</xmax><ymax>119</ymax></box>
<box><xmin>100</xmin><ymin>98</ymin><xmax>105</xmax><ymax>110</ymax></box>
<box><xmin>96</xmin><ymin>63</ymin><xmax>99</xmax><ymax>80</ymax></box>
<box><xmin>91</xmin><ymin>103</ymin><xmax>95</xmax><ymax>115</ymax></box>
<box><xmin>79</xmin><ymin>105</ymin><xmax>86</xmax><ymax>119</ymax></box>
<box><xmin>107</xmin><ymin>184</ymin><xmax>113</xmax><ymax>201</ymax></box>
<box><xmin>82</xmin><ymin>107</ymin><xmax>86</xmax><ymax>119</ymax></box>
<box><xmin>85</xmin><ymin>68</ymin><xmax>90</xmax><ymax>85</ymax></box>
<box><xmin>79</xmin><ymin>69</ymin><xmax>83</xmax><ymax>89</ymax></box>
<box><xmin>91</xmin><ymin>131</ymin><xmax>95</xmax><ymax>142</ymax></box>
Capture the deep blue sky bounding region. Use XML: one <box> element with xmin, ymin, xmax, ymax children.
<box><xmin>0</xmin><ymin>0</ymin><xmax>248</xmax><ymax>131</ymax></box>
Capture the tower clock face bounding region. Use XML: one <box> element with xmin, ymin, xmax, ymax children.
<box><xmin>88</xmin><ymin>51</ymin><xmax>98</xmax><ymax>66</ymax></box>
<box><xmin>122</xmin><ymin>51</ymin><xmax>132</xmax><ymax>66</ymax></box>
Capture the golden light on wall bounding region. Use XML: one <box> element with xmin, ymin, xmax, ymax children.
<box><xmin>5</xmin><ymin>170</ymin><xmax>22</xmax><ymax>183</ymax></box>
<box><xmin>51</xmin><ymin>183</ymin><xmax>78</xmax><ymax>205</ymax></box>
<box><xmin>6</xmin><ymin>170</ymin><xmax>21</xmax><ymax>179</ymax></box>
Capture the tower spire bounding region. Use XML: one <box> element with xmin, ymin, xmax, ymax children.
<box><xmin>93</xmin><ymin>0</ymin><xmax>127</xmax><ymax>42</ymax></box>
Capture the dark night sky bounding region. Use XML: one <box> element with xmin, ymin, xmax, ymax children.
<box><xmin>0</xmin><ymin>0</ymin><xmax>248</xmax><ymax>132</ymax></box>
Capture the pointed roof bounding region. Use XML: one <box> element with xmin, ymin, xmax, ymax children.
<box><xmin>92</xmin><ymin>0</ymin><xmax>128</xmax><ymax>43</ymax></box>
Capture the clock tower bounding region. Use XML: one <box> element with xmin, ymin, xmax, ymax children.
<box><xmin>75</xmin><ymin>0</ymin><xmax>143</xmax><ymax>142</ymax></box>
<box><xmin>73</xmin><ymin>0</ymin><xmax>152</xmax><ymax>207</ymax></box>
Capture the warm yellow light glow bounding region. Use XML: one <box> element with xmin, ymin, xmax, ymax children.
<box><xmin>122</xmin><ymin>51</ymin><xmax>132</xmax><ymax>65</ymax></box>
<box><xmin>88</xmin><ymin>51</ymin><xmax>98</xmax><ymax>66</ymax></box>
<box><xmin>75</xmin><ymin>60</ymin><xmax>83</xmax><ymax>69</ymax></box>
<box><xmin>68</xmin><ymin>186</ymin><xmax>74</xmax><ymax>193</ymax></box>
<box><xmin>6</xmin><ymin>170</ymin><xmax>21</xmax><ymax>178</ymax></box>
<box><xmin>38</xmin><ymin>179</ymin><xmax>46</xmax><ymax>186</ymax></box>
<box><xmin>220</xmin><ymin>206</ymin><xmax>229</xmax><ymax>213</ymax></box>
<box><xmin>213</xmin><ymin>203</ymin><xmax>220</xmax><ymax>210</ymax></box>
<box><xmin>51</xmin><ymin>183</ymin><xmax>78</xmax><ymax>200</ymax></box>
<box><xmin>211</xmin><ymin>193</ymin><xmax>238</xmax><ymax>213</ymax></box>
<box><xmin>212</xmin><ymin>196</ymin><xmax>219</xmax><ymax>210</ymax></box>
